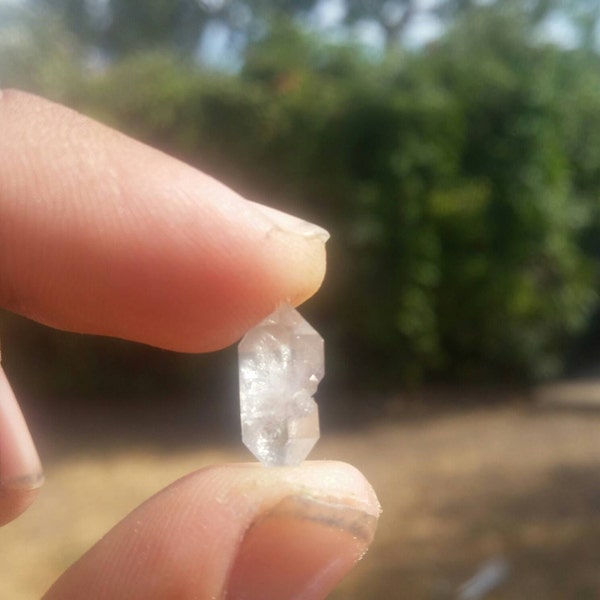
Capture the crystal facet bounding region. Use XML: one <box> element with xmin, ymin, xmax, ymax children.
<box><xmin>238</xmin><ymin>304</ymin><xmax>324</xmax><ymax>467</ymax></box>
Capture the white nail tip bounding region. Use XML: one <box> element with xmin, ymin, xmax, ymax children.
<box><xmin>251</xmin><ymin>202</ymin><xmax>330</xmax><ymax>243</ymax></box>
<box><xmin>0</xmin><ymin>472</ymin><xmax>45</xmax><ymax>490</ymax></box>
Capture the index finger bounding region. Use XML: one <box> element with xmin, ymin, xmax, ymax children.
<box><xmin>0</xmin><ymin>90</ymin><xmax>328</xmax><ymax>351</ymax></box>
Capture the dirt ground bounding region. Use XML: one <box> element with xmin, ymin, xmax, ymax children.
<box><xmin>2</xmin><ymin>393</ymin><xmax>600</xmax><ymax>599</ymax></box>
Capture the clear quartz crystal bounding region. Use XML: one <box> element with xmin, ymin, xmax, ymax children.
<box><xmin>238</xmin><ymin>304</ymin><xmax>324</xmax><ymax>467</ymax></box>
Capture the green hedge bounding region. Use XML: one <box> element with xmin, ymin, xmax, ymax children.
<box><xmin>3</xmin><ymin>8</ymin><xmax>600</xmax><ymax>389</ymax></box>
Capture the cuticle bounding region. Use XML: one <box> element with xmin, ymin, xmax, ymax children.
<box><xmin>256</xmin><ymin>494</ymin><xmax>378</xmax><ymax>543</ymax></box>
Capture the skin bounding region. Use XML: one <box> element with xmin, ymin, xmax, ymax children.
<box><xmin>0</xmin><ymin>90</ymin><xmax>380</xmax><ymax>599</ymax></box>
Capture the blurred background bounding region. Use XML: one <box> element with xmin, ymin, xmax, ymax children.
<box><xmin>1</xmin><ymin>0</ymin><xmax>600</xmax><ymax>597</ymax></box>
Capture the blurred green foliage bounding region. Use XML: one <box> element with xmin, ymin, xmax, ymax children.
<box><xmin>2</xmin><ymin>0</ymin><xmax>600</xmax><ymax>391</ymax></box>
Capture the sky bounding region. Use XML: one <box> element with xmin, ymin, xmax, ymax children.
<box><xmin>307</xmin><ymin>0</ymin><xmax>590</xmax><ymax>50</ymax></box>
<box><xmin>198</xmin><ymin>0</ymin><xmax>595</xmax><ymax>70</ymax></box>
<box><xmin>0</xmin><ymin>0</ymin><xmax>596</xmax><ymax>68</ymax></box>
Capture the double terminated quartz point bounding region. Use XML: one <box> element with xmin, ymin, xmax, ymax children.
<box><xmin>238</xmin><ymin>304</ymin><xmax>324</xmax><ymax>467</ymax></box>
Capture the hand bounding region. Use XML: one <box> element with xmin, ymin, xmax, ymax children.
<box><xmin>0</xmin><ymin>90</ymin><xmax>380</xmax><ymax>599</ymax></box>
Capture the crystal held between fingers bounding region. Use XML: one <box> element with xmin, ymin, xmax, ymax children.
<box><xmin>238</xmin><ymin>304</ymin><xmax>324</xmax><ymax>467</ymax></box>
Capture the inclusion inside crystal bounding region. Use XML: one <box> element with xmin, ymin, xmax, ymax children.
<box><xmin>238</xmin><ymin>304</ymin><xmax>324</xmax><ymax>467</ymax></box>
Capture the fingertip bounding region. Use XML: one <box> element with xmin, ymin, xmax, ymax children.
<box><xmin>223</xmin><ymin>461</ymin><xmax>380</xmax><ymax>600</ymax></box>
<box><xmin>225</xmin><ymin>495</ymin><xmax>375</xmax><ymax>600</ymax></box>
<box><xmin>0</xmin><ymin>366</ymin><xmax>43</xmax><ymax>526</ymax></box>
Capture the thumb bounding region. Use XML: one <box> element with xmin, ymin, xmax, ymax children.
<box><xmin>44</xmin><ymin>462</ymin><xmax>380</xmax><ymax>600</ymax></box>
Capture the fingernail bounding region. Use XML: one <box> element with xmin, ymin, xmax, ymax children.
<box><xmin>225</xmin><ymin>494</ymin><xmax>377</xmax><ymax>600</ymax></box>
<box><xmin>250</xmin><ymin>202</ymin><xmax>330</xmax><ymax>243</ymax></box>
<box><xmin>0</xmin><ymin>365</ymin><xmax>44</xmax><ymax>490</ymax></box>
